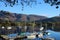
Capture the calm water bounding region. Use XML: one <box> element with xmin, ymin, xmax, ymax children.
<box><xmin>46</xmin><ymin>30</ymin><xmax>60</xmax><ymax>40</ymax></box>
<box><xmin>0</xmin><ymin>30</ymin><xmax>60</xmax><ymax>40</ymax></box>
<box><xmin>8</xmin><ymin>30</ymin><xmax>60</xmax><ymax>40</ymax></box>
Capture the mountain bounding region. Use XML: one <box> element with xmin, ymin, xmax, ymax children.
<box><xmin>36</xmin><ymin>16</ymin><xmax>60</xmax><ymax>31</ymax></box>
<box><xmin>0</xmin><ymin>10</ymin><xmax>47</xmax><ymax>22</ymax></box>
<box><xmin>36</xmin><ymin>16</ymin><xmax>60</xmax><ymax>23</ymax></box>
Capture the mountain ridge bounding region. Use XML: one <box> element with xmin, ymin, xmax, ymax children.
<box><xmin>0</xmin><ymin>10</ymin><xmax>47</xmax><ymax>22</ymax></box>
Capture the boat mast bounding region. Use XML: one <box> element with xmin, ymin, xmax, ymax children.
<box><xmin>25</xmin><ymin>19</ymin><xmax>27</xmax><ymax>32</ymax></box>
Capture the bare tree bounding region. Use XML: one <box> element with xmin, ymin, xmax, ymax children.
<box><xmin>0</xmin><ymin>0</ymin><xmax>60</xmax><ymax>9</ymax></box>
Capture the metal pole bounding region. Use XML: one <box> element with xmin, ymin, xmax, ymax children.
<box><xmin>45</xmin><ymin>23</ymin><xmax>47</xmax><ymax>30</ymax></box>
<box><xmin>40</xmin><ymin>22</ymin><xmax>42</xmax><ymax>27</ymax></box>
<box><xmin>52</xmin><ymin>23</ymin><xmax>55</xmax><ymax>30</ymax></box>
<box><xmin>25</xmin><ymin>21</ymin><xmax>26</xmax><ymax>32</ymax></box>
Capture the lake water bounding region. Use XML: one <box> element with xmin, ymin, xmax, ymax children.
<box><xmin>46</xmin><ymin>30</ymin><xmax>60</xmax><ymax>40</ymax></box>
<box><xmin>27</xmin><ymin>30</ymin><xmax>60</xmax><ymax>40</ymax></box>
<box><xmin>0</xmin><ymin>30</ymin><xmax>60</xmax><ymax>40</ymax></box>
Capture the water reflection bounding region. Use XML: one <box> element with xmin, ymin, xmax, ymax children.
<box><xmin>46</xmin><ymin>30</ymin><xmax>60</xmax><ymax>40</ymax></box>
<box><xmin>0</xmin><ymin>30</ymin><xmax>60</xmax><ymax>40</ymax></box>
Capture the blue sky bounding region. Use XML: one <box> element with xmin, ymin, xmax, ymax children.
<box><xmin>0</xmin><ymin>0</ymin><xmax>60</xmax><ymax>17</ymax></box>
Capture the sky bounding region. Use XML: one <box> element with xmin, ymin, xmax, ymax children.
<box><xmin>0</xmin><ymin>0</ymin><xmax>60</xmax><ymax>17</ymax></box>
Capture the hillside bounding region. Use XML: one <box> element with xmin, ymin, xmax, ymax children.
<box><xmin>0</xmin><ymin>10</ymin><xmax>47</xmax><ymax>22</ymax></box>
<box><xmin>36</xmin><ymin>16</ymin><xmax>60</xmax><ymax>31</ymax></box>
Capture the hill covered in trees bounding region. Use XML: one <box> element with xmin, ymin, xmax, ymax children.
<box><xmin>0</xmin><ymin>10</ymin><xmax>47</xmax><ymax>22</ymax></box>
<box><xmin>0</xmin><ymin>10</ymin><xmax>47</xmax><ymax>34</ymax></box>
<box><xmin>36</xmin><ymin>16</ymin><xmax>60</xmax><ymax>31</ymax></box>
<box><xmin>0</xmin><ymin>10</ymin><xmax>60</xmax><ymax>33</ymax></box>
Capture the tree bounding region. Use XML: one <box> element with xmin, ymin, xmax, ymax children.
<box><xmin>0</xmin><ymin>0</ymin><xmax>60</xmax><ymax>10</ymax></box>
<box><xmin>44</xmin><ymin>0</ymin><xmax>60</xmax><ymax>9</ymax></box>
